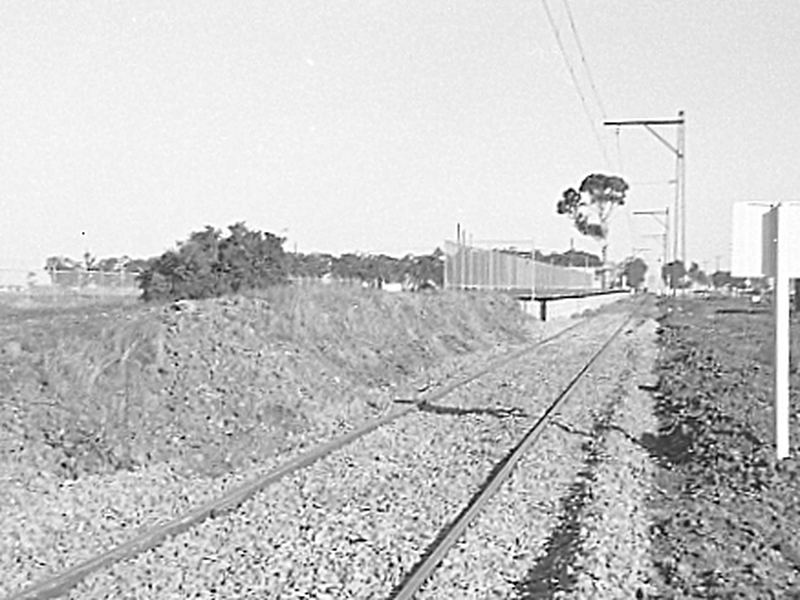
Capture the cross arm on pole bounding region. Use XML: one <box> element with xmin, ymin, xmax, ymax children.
<box><xmin>643</xmin><ymin>125</ymin><xmax>681</xmax><ymax>157</ymax></box>
<box><xmin>604</xmin><ymin>110</ymin><xmax>685</xmax><ymax>267</ymax></box>
<box><xmin>633</xmin><ymin>209</ymin><xmax>668</xmax><ymax>229</ymax></box>
<box><xmin>603</xmin><ymin>118</ymin><xmax>684</xmax><ymax>126</ymax></box>
<box><xmin>603</xmin><ymin>117</ymin><xmax>684</xmax><ymax>157</ymax></box>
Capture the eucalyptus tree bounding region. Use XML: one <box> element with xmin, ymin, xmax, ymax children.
<box><xmin>556</xmin><ymin>173</ymin><xmax>629</xmax><ymax>287</ymax></box>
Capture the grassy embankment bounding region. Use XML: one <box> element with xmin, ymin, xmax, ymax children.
<box><xmin>0</xmin><ymin>286</ymin><xmax>534</xmax><ymax>480</ymax></box>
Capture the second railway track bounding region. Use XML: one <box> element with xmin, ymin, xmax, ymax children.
<box><xmin>7</xmin><ymin>305</ymin><xmax>651</xmax><ymax>599</ymax></box>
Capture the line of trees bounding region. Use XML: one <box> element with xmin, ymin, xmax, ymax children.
<box><xmin>52</xmin><ymin>220</ymin><xmax>761</xmax><ymax>301</ymax></box>
<box><xmin>537</xmin><ymin>248</ymin><xmax>602</xmax><ymax>268</ymax></box>
<box><xmin>45</xmin><ymin>222</ymin><xmax>445</xmax><ymax>301</ymax></box>
<box><xmin>661</xmin><ymin>260</ymin><xmax>713</xmax><ymax>289</ymax></box>
<box><xmin>287</xmin><ymin>249</ymin><xmax>443</xmax><ymax>289</ymax></box>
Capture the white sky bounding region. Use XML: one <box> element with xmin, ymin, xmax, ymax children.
<box><xmin>2</xmin><ymin>1</ymin><xmax>799</xmax><ymax>273</ymax></box>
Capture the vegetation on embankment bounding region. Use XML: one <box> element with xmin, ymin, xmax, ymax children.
<box><xmin>0</xmin><ymin>287</ymin><xmax>535</xmax><ymax>480</ymax></box>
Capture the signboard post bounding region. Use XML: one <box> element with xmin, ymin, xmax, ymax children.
<box><xmin>764</xmin><ymin>205</ymin><xmax>790</xmax><ymax>458</ymax></box>
<box><xmin>732</xmin><ymin>201</ymin><xmax>800</xmax><ymax>459</ymax></box>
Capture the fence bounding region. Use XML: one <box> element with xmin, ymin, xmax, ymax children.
<box><xmin>533</xmin><ymin>260</ymin><xmax>598</xmax><ymax>294</ymax></box>
<box><xmin>443</xmin><ymin>241</ymin><xmax>596</xmax><ymax>297</ymax></box>
<box><xmin>0</xmin><ymin>269</ymin><xmax>141</xmax><ymax>299</ymax></box>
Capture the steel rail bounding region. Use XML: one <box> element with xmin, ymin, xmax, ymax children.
<box><xmin>7</xmin><ymin>317</ymin><xmax>593</xmax><ymax>600</ymax></box>
<box><xmin>390</xmin><ymin>312</ymin><xmax>636</xmax><ymax>600</ymax></box>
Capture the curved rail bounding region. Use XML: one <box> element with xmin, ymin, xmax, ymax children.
<box><xmin>390</xmin><ymin>313</ymin><xmax>637</xmax><ymax>599</ymax></box>
<box><xmin>8</xmin><ymin>317</ymin><xmax>594</xmax><ymax>600</ymax></box>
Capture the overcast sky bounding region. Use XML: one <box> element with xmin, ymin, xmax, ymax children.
<box><xmin>2</xmin><ymin>1</ymin><xmax>798</xmax><ymax>273</ymax></box>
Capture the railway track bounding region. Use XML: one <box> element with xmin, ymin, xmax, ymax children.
<box><xmin>390</xmin><ymin>313</ymin><xmax>636</xmax><ymax>599</ymax></box>
<box><xmin>7</xmin><ymin>306</ymin><xmax>643</xmax><ymax>599</ymax></box>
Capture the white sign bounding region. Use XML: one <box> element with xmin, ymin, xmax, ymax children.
<box><xmin>762</xmin><ymin>202</ymin><xmax>800</xmax><ymax>277</ymax></box>
<box><xmin>731</xmin><ymin>201</ymin><xmax>800</xmax><ymax>459</ymax></box>
<box><xmin>731</xmin><ymin>202</ymin><xmax>772</xmax><ymax>277</ymax></box>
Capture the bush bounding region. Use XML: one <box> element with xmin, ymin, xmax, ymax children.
<box><xmin>138</xmin><ymin>222</ymin><xmax>288</xmax><ymax>301</ymax></box>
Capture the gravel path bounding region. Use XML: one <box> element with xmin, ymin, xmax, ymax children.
<box><xmin>566</xmin><ymin>318</ymin><xmax>662</xmax><ymax>599</ymax></box>
<box><xmin>3</xmin><ymin>311</ymin><xmax>650</xmax><ymax>599</ymax></box>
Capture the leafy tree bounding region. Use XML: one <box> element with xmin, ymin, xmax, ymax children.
<box><xmin>97</xmin><ymin>257</ymin><xmax>129</xmax><ymax>272</ymax></box>
<box><xmin>711</xmin><ymin>270</ymin><xmax>746</xmax><ymax>289</ymax></box>
<box><xmin>556</xmin><ymin>173</ymin><xmax>629</xmax><ymax>286</ymax></box>
<box><xmin>662</xmin><ymin>260</ymin><xmax>687</xmax><ymax>289</ymax></box>
<box><xmin>83</xmin><ymin>251</ymin><xmax>98</xmax><ymax>271</ymax></box>
<box><xmin>45</xmin><ymin>256</ymin><xmax>79</xmax><ymax>271</ymax></box>
<box><xmin>687</xmin><ymin>262</ymin><xmax>709</xmax><ymax>287</ymax></box>
<box><xmin>623</xmin><ymin>257</ymin><xmax>648</xmax><ymax>289</ymax></box>
<box><xmin>539</xmin><ymin>249</ymin><xmax>601</xmax><ymax>268</ymax></box>
<box><xmin>44</xmin><ymin>255</ymin><xmax>81</xmax><ymax>286</ymax></box>
<box><xmin>124</xmin><ymin>258</ymin><xmax>150</xmax><ymax>273</ymax></box>
<box><xmin>287</xmin><ymin>252</ymin><xmax>335</xmax><ymax>279</ymax></box>
<box><xmin>402</xmin><ymin>248</ymin><xmax>444</xmax><ymax>288</ymax></box>
<box><xmin>284</xmin><ymin>248</ymin><xmax>443</xmax><ymax>289</ymax></box>
<box><xmin>711</xmin><ymin>270</ymin><xmax>729</xmax><ymax>289</ymax></box>
<box><xmin>138</xmin><ymin>222</ymin><xmax>288</xmax><ymax>301</ymax></box>
<box><xmin>332</xmin><ymin>253</ymin><xmax>371</xmax><ymax>282</ymax></box>
<box><xmin>367</xmin><ymin>254</ymin><xmax>398</xmax><ymax>285</ymax></box>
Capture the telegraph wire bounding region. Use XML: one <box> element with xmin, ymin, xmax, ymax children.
<box><xmin>561</xmin><ymin>0</ymin><xmax>608</xmax><ymax>121</ymax></box>
<box><xmin>540</xmin><ymin>0</ymin><xmax>610</xmax><ymax>167</ymax></box>
<box><xmin>560</xmin><ymin>0</ymin><xmax>627</xmax><ymax>253</ymax></box>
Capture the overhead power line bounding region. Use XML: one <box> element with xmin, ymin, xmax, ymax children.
<box><xmin>561</xmin><ymin>0</ymin><xmax>607</xmax><ymax>121</ymax></box>
<box><xmin>540</xmin><ymin>0</ymin><xmax>610</xmax><ymax>167</ymax></box>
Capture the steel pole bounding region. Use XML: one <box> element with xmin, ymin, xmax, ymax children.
<box><xmin>775</xmin><ymin>204</ymin><xmax>790</xmax><ymax>459</ymax></box>
<box><xmin>664</xmin><ymin>206</ymin><xmax>670</xmax><ymax>281</ymax></box>
<box><xmin>673</xmin><ymin>138</ymin><xmax>680</xmax><ymax>266</ymax></box>
<box><xmin>679</xmin><ymin>111</ymin><xmax>687</xmax><ymax>266</ymax></box>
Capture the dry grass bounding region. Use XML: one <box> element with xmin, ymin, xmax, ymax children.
<box><xmin>0</xmin><ymin>285</ymin><xmax>535</xmax><ymax>479</ymax></box>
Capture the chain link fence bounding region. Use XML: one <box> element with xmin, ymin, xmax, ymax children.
<box><xmin>0</xmin><ymin>269</ymin><xmax>141</xmax><ymax>301</ymax></box>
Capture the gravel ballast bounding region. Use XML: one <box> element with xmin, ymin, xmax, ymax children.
<box><xmin>416</xmin><ymin>313</ymin><xmax>662</xmax><ymax>599</ymax></box>
<box><xmin>1</xmin><ymin>291</ymin><xmax>566</xmax><ymax>599</ymax></box>
<box><xmin>3</xmin><ymin>300</ymin><xmax>663</xmax><ymax>600</ymax></box>
<box><xmin>34</xmin><ymin>312</ymin><xmax>638</xmax><ymax>599</ymax></box>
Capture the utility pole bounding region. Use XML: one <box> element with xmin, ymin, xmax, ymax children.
<box><xmin>633</xmin><ymin>207</ymin><xmax>670</xmax><ymax>267</ymax></box>
<box><xmin>633</xmin><ymin>208</ymin><xmax>670</xmax><ymax>293</ymax></box>
<box><xmin>604</xmin><ymin>111</ymin><xmax>686</xmax><ymax>266</ymax></box>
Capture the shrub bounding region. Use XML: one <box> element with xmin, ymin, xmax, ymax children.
<box><xmin>138</xmin><ymin>222</ymin><xmax>288</xmax><ymax>301</ymax></box>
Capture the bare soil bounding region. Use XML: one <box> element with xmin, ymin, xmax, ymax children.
<box><xmin>649</xmin><ymin>296</ymin><xmax>800</xmax><ymax>598</ymax></box>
